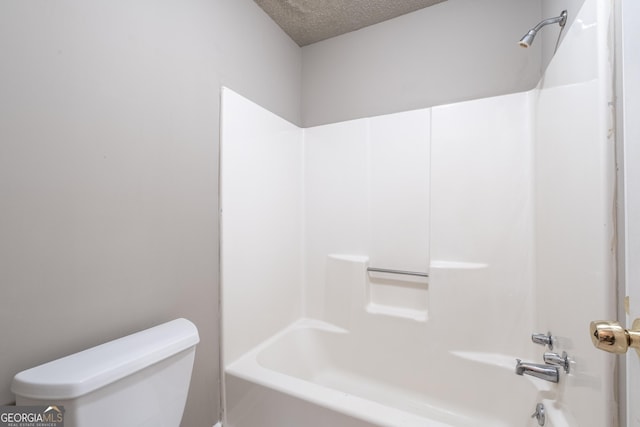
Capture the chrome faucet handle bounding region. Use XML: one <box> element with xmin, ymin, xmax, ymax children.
<box><xmin>532</xmin><ymin>332</ymin><xmax>553</xmax><ymax>350</ymax></box>
<box><xmin>543</xmin><ymin>351</ymin><xmax>570</xmax><ymax>373</ymax></box>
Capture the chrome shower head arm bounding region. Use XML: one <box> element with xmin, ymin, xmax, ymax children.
<box><xmin>531</xmin><ymin>10</ymin><xmax>568</xmax><ymax>33</ymax></box>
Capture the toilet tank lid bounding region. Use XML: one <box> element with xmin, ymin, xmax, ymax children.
<box><xmin>11</xmin><ymin>318</ymin><xmax>200</xmax><ymax>400</ymax></box>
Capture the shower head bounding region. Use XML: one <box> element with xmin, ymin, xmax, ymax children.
<box><xmin>519</xmin><ymin>10</ymin><xmax>567</xmax><ymax>48</ymax></box>
<box><xmin>519</xmin><ymin>30</ymin><xmax>537</xmax><ymax>48</ymax></box>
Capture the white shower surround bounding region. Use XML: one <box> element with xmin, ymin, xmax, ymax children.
<box><xmin>220</xmin><ymin>0</ymin><xmax>616</xmax><ymax>425</ymax></box>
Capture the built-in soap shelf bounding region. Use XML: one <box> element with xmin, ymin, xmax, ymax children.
<box><xmin>366</xmin><ymin>262</ymin><xmax>429</xmax><ymax>322</ymax></box>
<box><xmin>325</xmin><ymin>255</ymin><xmax>487</xmax><ymax>324</ymax></box>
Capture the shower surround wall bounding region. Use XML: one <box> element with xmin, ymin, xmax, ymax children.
<box><xmin>221</xmin><ymin>89</ymin><xmax>537</xmax><ymax>425</ymax></box>
<box><xmin>221</xmin><ymin>1</ymin><xmax>616</xmax><ymax>425</ymax></box>
<box><xmin>303</xmin><ymin>109</ymin><xmax>432</xmax><ymax>322</ymax></box>
<box><xmin>220</xmin><ymin>90</ymin><xmax>303</xmax><ymax>366</ymax></box>
<box><xmin>533</xmin><ymin>0</ymin><xmax>617</xmax><ymax>422</ymax></box>
<box><xmin>222</xmin><ymin>85</ymin><xmax>536</xmax><ymax>360</ymax></box>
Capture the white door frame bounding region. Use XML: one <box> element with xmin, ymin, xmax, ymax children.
<box><xmin>617</xmin><ymin>0</ymin><xmax>640</xmax><ymax>425</ymax></box>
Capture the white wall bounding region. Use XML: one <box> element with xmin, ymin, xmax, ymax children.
<box><xmin>0</xmin><ymin>1</ymin><xmax>301</xmax><ymax>425</ymax></box>
<box><xmin>301</xmin><ymin>0</ymin><xmax>542</xmax><ymax>127</ymax></box>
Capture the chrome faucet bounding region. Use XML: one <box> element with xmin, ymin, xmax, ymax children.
<box><xmin>543</xmin><ymin>351</ymin><xmax>570</xmax><ymax>373</ymax></box>
<box><xmin>515</xmin><ymin>359</ymin><xmax>559</xmax><ymax>383</ymax></box>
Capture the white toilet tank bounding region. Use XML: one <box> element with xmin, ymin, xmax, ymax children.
<box><xmin>11</xmin><ymin>318</ymin><xmax>199</xmax><ymax>427</ymax></box>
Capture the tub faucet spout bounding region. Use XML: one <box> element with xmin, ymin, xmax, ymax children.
<box><xmin>515</xmin><ymin>359</ymin><xmax>559</xmax><ymax>383</ymax></box>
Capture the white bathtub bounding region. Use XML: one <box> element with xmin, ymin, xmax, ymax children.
<box><xmin>225</xmin><ymin>318</ymin><xmax>561</xmax><ymax>427</ymax></box>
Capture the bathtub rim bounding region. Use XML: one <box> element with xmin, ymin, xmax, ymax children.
<box><xmin>225</xmin><ymin>317</ymin><xmax>555</xmax><ymax>427</ymax></box>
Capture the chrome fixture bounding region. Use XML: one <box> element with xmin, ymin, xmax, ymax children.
<box><xmin>590</xmin><ymin>319</ymin><xmax>640</xmax><ymax>356</ymax></box>
<box><xmin>515</xmin><ymin>359</ymin><xmax>559</xmax><ymax>383</ymax></box>
<box><xmin>366</xmin><ymin>267</ymin><xmax>428</xmax><ymax>278</ymax></box>
<box><xmin>519</xmin><ymin>10</ymin><xmax>568</xmax><ymax>48</ymax></box>
<box><xmin>543</xmin><ymin>351</ymin><xmax>570</xmax><ymax>373</ymax></box>
<box><xmin>532</xmin><ymin>332</ymin><xmax>554</xmax><ymax>350</ymax></box>
<box><xmin>531</xmin><ymin>403</ymin><xmax>546</xmax><ymax>426</ymax></box>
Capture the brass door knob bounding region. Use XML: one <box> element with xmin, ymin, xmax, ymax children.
<box><xmin>590</xmin><ymin>319</ymin><xmax>640</xmax><ymax>356</ymax></box>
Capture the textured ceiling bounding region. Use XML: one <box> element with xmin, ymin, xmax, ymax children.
<box><xmin>254</xmin><ymin>0</ymin><xmax>448</xmax><ymax>46</ymax></box>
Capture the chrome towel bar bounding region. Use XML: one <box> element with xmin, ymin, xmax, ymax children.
<box><xmin>366</xmin><ymin>267</ymin><xmax>429</xmax><ymax>278</ymax></box>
